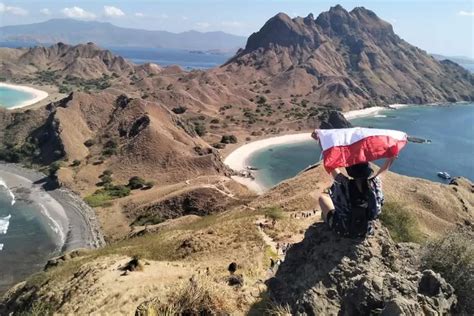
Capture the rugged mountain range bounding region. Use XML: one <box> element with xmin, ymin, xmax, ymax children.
<box><xmin>0</xmin><ymin>19</ymin><xmax>246</xmax><ymax>52</ymax></box>
<box><xmin>1</xmin><ymin>5</ymin><xmax>473</xmax><ymax>195</ymax></box>
<box><xmin>0</xmin><ymin>7</ymin><xmax>474</xmax><ymax>313</ymax></box>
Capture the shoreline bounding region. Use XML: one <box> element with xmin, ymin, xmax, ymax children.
<box><xmin>342</xmin><ymin>103</ymin><xmax>411</xmax><ymax>119</ymax></box>
<box><xmin>224</xmin><ymin>133</ymin><xmax>313</xmax><ymax>194</ymax></box>
<box><xmin>0</xmin><ymin>162</ymin><xmax>105</xmax><ymax>251</ymax></box>
<box><xmin>0</xmin><ymin>82</ymin><xmax>49</xmax><ymax>109</ymax></box>
<box><xmin>224</xmin><ymin>103</ymin><xmax>411</xmax><ymax>193</ymax></box>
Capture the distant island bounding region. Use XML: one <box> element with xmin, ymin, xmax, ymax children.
<box><xmin>0</xmin><ymin>18</ymin><xmax>247</xmax><ymax>51</ymax></box>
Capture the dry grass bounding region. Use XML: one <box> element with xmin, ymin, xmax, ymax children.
<box><xmin>379</xmin><ymin>202</ymin><xmax>424</xmax><ymax>243</ymax></box>
<box><xmin>136</xmin><ymin>276</ymin><xmax>237</xmax><ymax>315</ymax></box>
<box><xmin>266</xmin><ymin>302</ymin><xmax>292</xmax><ymax>315</ymax></box>
<box><xmin>422</xmin><ymin>229</ymin><xmax>474</xmax><ymax>314</ymax></box>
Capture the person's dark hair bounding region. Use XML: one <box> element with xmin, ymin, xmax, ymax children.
<box><xmin>347</xmin><ymin>163</ymin><xmax>373</xmax><ymax>198</ymax></box>
<box><xmin>346</xmin><ymin>163</ymin><xmax>373</xmax><ymax>179</ymax></box>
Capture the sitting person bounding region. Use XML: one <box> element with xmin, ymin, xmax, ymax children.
<box><xmin>318</xmin><ymin>158</ymin><xmax>395</xmax><ymax>237</ymax></box>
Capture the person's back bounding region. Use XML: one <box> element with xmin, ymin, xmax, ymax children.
<box><xmin>319</xmin><ymin>162</ymin><xmax>387</xmax><ymax>238</ymax></box>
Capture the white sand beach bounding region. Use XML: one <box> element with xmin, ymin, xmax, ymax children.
<box><xmin>388</xmin><ymin>103</ymin><xmax>409</xmax><ymax>109</ymax></box>
<box><xmin>342</xmin><ymin>106</ymin><xmax>387</xmax><ymax>119</ymax></box>
<box><xmin>0</xmin><ymin>82</ymin><xmax>49</xmax><ymax>109</ymax></box>
<box><xmin>224</xmin><ymin>133</ymin><xmax>313</xmax><ymax>194</ymax></box>
<box><xmin>225</xmin><ymin>105</ymin><xmax>411</xmax><ymax>193</ymax></box>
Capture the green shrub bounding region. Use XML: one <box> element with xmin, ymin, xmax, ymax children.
<box><xmin>106</xmin><ymin>185</ymin><xmax>131</xmax><ymax>198</ymax></box>
<box><xmin>194</xmin><ymin>123</ymin><xmax>206</xmax><ymax>136</ymax></box>
<box><xmin>16</xmin><ymin>301</ymin><xmax>54</xmax><ymax>316</ymax></box>
<box><xmin>172</xmin><ymin>106</ymin><xmax>187</xmax><ymax>114</ymax></box>
<box><xmin>256</xmin><ymin>96</ymin><xmax>267</xmax><ymax>105</ymax></box>
<box><xmin>128</xmin><ymin>176</ymin><xmax>146</xmax><ymax>190</ymax></box>
<box><xmin>84</xmin><ymin>192</ymin><xmax>113</xmax><ymax>207</ymax></box>
<box><xmin>84</xmin><ymin>139</ymin><xmax>95</xmax><ymax>147</ymax></box>
<box><xmin>421</xmin><ymin>229</ymin><xmax>474</xmax><ymax>314</ymax></box>
<box><xmin>212</xmin><ymin>143</ymin><xmax>225</xmax><ymax>149</ymax></box>
<box><xmin>102</xmin><ymin>147</ymin><xmax>117</xmax><ymax>156</ymax></box>
<box><xmin>133</xmin><ymin>214</ymin><xmax>164</xmax><ymax>226</ymax></box>
<box><xmin>98</xmin><ymin>174</ymin><xmax>112</xmax><ymax>186</ymax></box>
<box><xmin>220</xmin><ymin>135</ymin><xmax>237</xmax><ymax>144</ymax></box>
<box><xmin>48</xmin><ymin>162</ymin><xmax>61</xmax><ymax>177</ymax></box>
<box><xmin>85</xmin><ymin>185</ymin><xmax>130</xmax><ymax>207</ymax></box>
<box><xmin>264</xmin><ymin>206</ymin><xmax>286</xmax><ymax>221</ymax></box>
<box><xmin>102</xmin><ymin>169</ymin><xmax>113</xmax><ymax>176</ymax></box>
<box><xmin>379</xmin><ymin>202</ymin><xmax>423</xmax><ymax>243</ymax></box>
<box><xmin>71</xmin><ymin>159</ymin><xmax>81</xmax><ymax>167</ymax></box>
<box><xmin>102</xmin><ymin>139</ymin><xmax>118</xmax><ymax>156</ymax></box>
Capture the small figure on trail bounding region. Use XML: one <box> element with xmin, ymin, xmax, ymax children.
<box><xmin>228</xmin><ymin>262</ymin><xmax>238</xmax><ymax>275</ymax></box>
<box><xmin>312</xmin><ymin>127</ymin><xmax>407</xmax><ymax>237</ymax></box>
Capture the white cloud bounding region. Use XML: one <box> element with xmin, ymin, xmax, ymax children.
<box><xmin>159</xmin><ymin>13</ymin><xmax>169</xmax><ymax>19</ymax></box>
<box><xmin>62</xmin><ymin>6</ymin><xmax>96</xmax><ymax>19</ymax></box>
<box><xmin>135</xmin><ymin>12</ymin><xmax>144</xmax><ymax>17</ymax></box>
<box><xmin>458</xmin><ymin>10</ymin><xmax>474</xmax><ymax>16</ymax></box>
<box><xmin>104</xmin><ymin>5</ymin><xmax>125</xmax><ymax>17</ymax></box>
<box><xmin>40</xmin><ymin>8</ymin><xmax>51</xmax><ymax>15</ymax></box>
<box><xmin>0</xmin><ymin>2</ymin><xmax>28</xmax><ymax>16</ymax></box>
<box><xmin>221</xmin><ymin>21</ymin><xmax>243</xmax><ymax>27</ymax></box>
<box><xmin>196</xmin><ymin>22</ymin><xmax>211</xmax><ymax>29</ymax></box>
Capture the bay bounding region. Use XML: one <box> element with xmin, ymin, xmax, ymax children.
<box><xmin>248</xmin><ymin>103</ymin><xmax>474</xmax><ymax>189</ymax></box>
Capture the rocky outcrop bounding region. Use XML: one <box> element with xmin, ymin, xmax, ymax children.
<box><xmin>267</xmin><ymin>222</ymin><xmax>457</xmax><ymax>315</ymax></box>
<box><xmin>126</xmin><ymin>187</ymin><xmax>238</xmax><ymax>226</ymax></box>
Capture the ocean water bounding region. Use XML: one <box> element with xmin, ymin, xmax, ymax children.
<box><xmin>0</xmin><ymin>185</ymin><xmax>59</xmax><ymax>293</ymax></box>
<box><xmin>0</xmin><ymin>86</ymin><xmax>35</xmax><ymax>108</ymax></box>
<box><xmin>460</xmin><ymin>63</ymin><xmax>474</xmax><ymax>73</ymax></box>
<box><xmin>109</xmin><ymin>47</ymin><xmax>232</xmax><ymax>70</ymax></box>
<box><xmin>248</xmin><ymin>103</ymin><xmax>474</xmax><ymax>189</ymax></box>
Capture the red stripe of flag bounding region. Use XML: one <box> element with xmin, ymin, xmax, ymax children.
<box><xmin>322</xmin><ymin>135</ymin><xmax>407</xmax><ymax>172</ymax></box>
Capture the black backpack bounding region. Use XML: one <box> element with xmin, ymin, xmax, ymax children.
<box><xmin>345</xmin><ymin>179</ymin><xmax>375</xmax><ymax>237</ymax></box>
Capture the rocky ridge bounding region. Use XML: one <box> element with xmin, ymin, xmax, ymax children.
<box><xmin>267</xmin><ymin>222</ymin><xmax>456</xmax><ymax>315</ymax></box>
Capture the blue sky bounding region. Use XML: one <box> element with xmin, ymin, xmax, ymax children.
<box><xmin>0</xmin><ymin>0</ymin><xmax>473</xmax><ymax>57</ymax></box>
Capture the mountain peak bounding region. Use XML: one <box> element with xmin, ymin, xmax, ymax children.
<box><xmin>273</xmin><ymin>12</ymin><xmax>293</xmax><ymax>23</ymax></box>
<box><xmin>243</xmin><ymin>12</ymin><xmax>317</xmax><ymax>51</ymax></box>
<box><xmin>329</xmin><ymin>4</ymin><xmax>348</xmax><ymax>13</ymax></box>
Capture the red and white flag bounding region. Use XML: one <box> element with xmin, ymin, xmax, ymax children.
<box><xmin>315</xmin><ymin>127</ymin><xmax>407</xmax><ymax>172</ymax></box>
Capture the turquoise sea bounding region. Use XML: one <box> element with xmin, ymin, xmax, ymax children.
<box><xmin>248</xmin><ymin>103</ymin><xmax>474</xmax><ymax>189</ymax></box>
<box><xmin>0</xmin><ymin>189</ymin><xmax>59</xmax><ymax>293</ymax></box>
<box><xmin>0</xmin><ymin>86</ymin><xmax>35</xmax><ymax>109</ymax></box>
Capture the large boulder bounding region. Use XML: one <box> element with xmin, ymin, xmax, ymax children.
<box><xmin>267</xmin><ymin>222</ymin><xmax>456</xmax><ymax>315</ymax></box>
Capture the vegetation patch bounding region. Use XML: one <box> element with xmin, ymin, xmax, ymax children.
<box><xmin>136</xmin><ymin>276</ymin><xmax>235</xmax><ymax>315</ymax></box>
<box><xmin>379</xmin><ymin>202</ymin><xmax>423</xmax><ymax>243</ymax></box>
<box><xmin>421</xmin><ymin>229</ymin><xmax>474</xmax><ymax>315</ymax></box>
<box><xmin>84</xmin><ymin>185</ymin><xmax>130</xmax><ymax>207</ymax></box>
<box><xmin>263</xmin><ymin>206</ymin><xmax>286</xmax><ymax>221</ymax></box>
<box><xmin>220</xmin><ymin>135</ymin><xmax>237</xmax><ymax>144</ymax></box>
<box><xmin>172</xmin><ymin>106</ymin><xmax>187</xmax><ymax>114</ymax></box>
